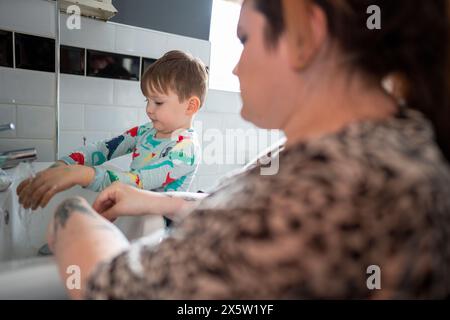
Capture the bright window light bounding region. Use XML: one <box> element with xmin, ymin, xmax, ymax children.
<box><xmin>209</xmin><ymin>0</ymin><xmax>243</xmax><ymax>92</ymax></box>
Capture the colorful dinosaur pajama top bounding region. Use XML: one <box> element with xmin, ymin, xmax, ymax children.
<box><xmin>59</xmin><ymin>123</ymin><xmax>200</xmax><ymax>192</ymax></box>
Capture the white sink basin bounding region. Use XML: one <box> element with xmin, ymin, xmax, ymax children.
<box><xmin>0</xmin><ymin>162</ymin><xmax>165</xmax><ymax>263</ymax></box>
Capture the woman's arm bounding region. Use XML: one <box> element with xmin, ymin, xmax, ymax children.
<box><xmin>49</xmin><ymin>187</ymin><xmax>206</xmax><ymax>299</ymax></box>
<box><xmin>92</xmin><ymin>182</ymin><xmax>208</xmax><ymax>222</ymax></box>
<box><xmin>47</xmin><ymin>197</ymin><xmax>129</xmax><ymax>299</ymax></box>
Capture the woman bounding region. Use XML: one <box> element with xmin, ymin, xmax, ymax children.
<box><xmin>47</xmin><ymin>0</ymin><xmax>450</xmax><ymax>299</ymax></box>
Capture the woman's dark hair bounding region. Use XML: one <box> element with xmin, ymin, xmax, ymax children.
<box><xmin>253</xmin><ymin>0</ymin><xmax>450</xmax><ymax>162</ymax></box>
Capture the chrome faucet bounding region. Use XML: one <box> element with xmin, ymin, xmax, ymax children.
<box><xmin>0</xmin><ymin>123</ymin><xmax>15</xmax><ymax>132</ymax></box>
<box><xmin>0</xmin><ymin>123</ymin><xmax>37</xmax><ymax>169</ymax></box>
<box><xmin>0</xmin><ymin>148</ymin><xmax>37</xmax><ymax>169</ymax></box>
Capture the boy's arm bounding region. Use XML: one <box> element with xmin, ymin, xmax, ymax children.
<box><xmin>59</xmin><ymin>126</ymin><xmax>140</xmax><ymax>166</ymax></box>
<box><xmin>85</xmin><ymin>138</ymin><xmax>198</xmax><ymax>192</ymax></box>
<box><xmin>17</xmin><ymin>126</ymin><xmax>144</xmax><ymax>209</ymax></box>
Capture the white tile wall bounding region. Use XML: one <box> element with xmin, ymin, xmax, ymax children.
<box><xmin>0</xmin><ymin>67</ymin><xmax>55</xmax><ymax>160</ymax></box>
<box><xmin>59</xmin><ymin>131</ymin><xmax>111</xmax><ymax>157</ymax></box>
<box><xmin>113</xmin><ymin>80</ymin><xmax>146</xmax><ymax>107</ymax></box>
<box><xmin>114</xmin><ymin>25</ymin><xmax>168</xmax><ymax>59</ymax></box>
<box><xmin>16</xmin><ymin>105</ymin><xmax>55</xmax><ymax>139</ymax></box>
<box><xmin>0</xmin><ymin>104</ymin><xmax>16</xmax><ymax>138</ymax></box>
<box><xmin>57</xmin><ymin>132</ymin><xmax>83</xmax><ymax>157</ymax></box>
<box><xmin>194</xmin><ymin>110</ymin><xmax>257</xmax><ymax>162</ymax></box>
<box><xmin>166</xmin><ymin>34</ymin><xmax>211</xmax><ymax>66</ymax></box>
<box><xmin>222</xmin><ymin>113</ymin><xmax>254</xmax><ymax>131</ymax></box>
<box><xmin>203</xmin><ymin>89</ymin><xmax>242</xmax><ymax>114</ymax></box>
<box><xmin>84</xmin><ymin>105</ymin><xmax>138</xmax><ymax>132</ymax></box>
<box><xmin>60</xmin><ymin>75</ymin><xmax>114</xmax><ymax>105</ymax></box>
<box><xmin>0</xmin><ymin>67</ymin><xmax>55</xmax><ymax>106</ymax></box>
<box><xmin>194</xmin><ymin>112</ymin><xmax>225</xmax><ymax>133</ymax></box>
<box><xmin>0</xmin><ymin>0</ymin><xmax>55</xmax><ymax>38</ymax></box>
<box><xmin>60</xmin><ymin>103</ymin><xmax>84</xmax><ymax>131</ymax></box>
<box><xmin>138</xmin><ymin>108</ymin><xmax>150</xmax><ymax>125</ymax></box>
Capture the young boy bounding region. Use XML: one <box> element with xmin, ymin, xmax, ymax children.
<box><xmin>17</xmin><ymin>50</ymin><xmax>207</xmax><ymax>210</ymax></box>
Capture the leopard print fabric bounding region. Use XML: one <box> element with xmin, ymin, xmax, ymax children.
<box><xmin>85</xmin><ymin>107</ymin><xmax>450</xmax><ymax>299</ymax></box>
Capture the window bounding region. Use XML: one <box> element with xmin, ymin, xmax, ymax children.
<box><xmin>15</xmin><ymin>33</ymin><xmax>55</xmax><ymax>72</ymax></box>
<box><xmin>0</xmin><ymin>30</ymin><xmax>13</xmax><ymax>68</ymax></box>
<box><xmin>61</xmin><ymin>45</ymin><xmax>85</xmax><ymax>75</ymax></box>
<box><xmin>209</xmin><ymin>0</ymin><xmax>242</xmax><ymax>92</ymax></box>
<box><xmin>141</xmin><ymin>57</ymin><xmax>157</xmax><ymax>78</ymax></box>
<box><xmin>87</xmin><ymin>49</ymin><xmax>140</xmax><ymax>81</ymax></box>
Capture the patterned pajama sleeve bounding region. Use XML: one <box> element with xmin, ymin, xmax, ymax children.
<box><xmin>60</xmin><ymin>125</ymin><xmax>198</xmax><ymax>192</ymax></box>
<box><xmin>87</xmin><ymin>138</ymin><xmax>198</xmax><ymax>192</ymax></box>
<box><xmin>60</xmin><ymin>127</ymin><xmax>139</xmax><ymax>167</ymax></box>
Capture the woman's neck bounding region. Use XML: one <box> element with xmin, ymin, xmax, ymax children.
<box><xmin>283</xmin><ymin>72</ymin><xmax>398</xmax><ymax>148</ymax></box>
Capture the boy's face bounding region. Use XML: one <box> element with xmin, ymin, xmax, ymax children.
<box><xmin>145</xmin><ymin>88</ymin><xmax>192</xmax><ymax>135</ymax></box>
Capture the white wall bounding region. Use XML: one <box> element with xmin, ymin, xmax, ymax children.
<box><xmin>0</xmin><ymin>0</ymin><xmax>282</xmax><ymax>192</ymax></box>
<box><xmin>0</xmin><ymin>0</ymin><xmax>57</xmax><ymax>161</ymax></box>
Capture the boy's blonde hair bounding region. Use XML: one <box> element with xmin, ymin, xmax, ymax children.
<box><xmin>141</xmin><ymin>50</ymin><xmax>208</xmax><ymax>106</ymax></box>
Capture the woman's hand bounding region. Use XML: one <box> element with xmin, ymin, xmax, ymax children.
<box><xmin>92</xmin><ymin>182</ymin><xmax>174</xmax><ymax>221</ymax></box>
<box><xmin>16</xmin><ymin>164</ymin><xmax>94</xmax><ymax>210</ymax></box>
<box><xmin>93</xmin><ymin>182</ymin><xmax>203</xmax><ymax>222</ymax></box>
<box><xmin>46</xmin><ymin>197</ymin><xmax>129</xmax><ymax>299</ymax></box>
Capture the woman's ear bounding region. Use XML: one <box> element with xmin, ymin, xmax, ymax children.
<box><xmin>282</xmin><ymin>0</ymin><xmax>327</xmax><ymax>71</ymax></box>
<box><xmin>186</xmin><ymin>96</ymin><xmax>201</xmax><ymax>115</ymax></box>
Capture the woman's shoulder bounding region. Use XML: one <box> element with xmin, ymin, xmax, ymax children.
<box><xmin>229</xmin><ymin>107</ymin><xmax>449</xmax><ymax>203</ymax></box>
<box><xmin>286</xmin><ymin>106</ymin><xmax>448</xmax><ymax>176</ymax></box>
<box><xmin>201</xmin><ymin>106</ymin><xmax>450</xmax><ymax>214</ymax></box>
<box><xmin>269</xmin><ymin>106</ymin><xmax>450</xmax><ymax>208</ymax></box>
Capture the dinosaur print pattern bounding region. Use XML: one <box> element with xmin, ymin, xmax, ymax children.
<box><xmin>60</xmin><ymin>123</ymin><xmax>199</xmax><ymax>192</ymax></box>
<box><xmin>105</xmin><ymin>136</ymin><xmax>125</xmax><ymax>160</ymax></box>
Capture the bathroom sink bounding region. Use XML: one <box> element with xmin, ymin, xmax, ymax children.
<box><xmin>0</xmin><ymin>162</ymin><xmax>165</xmax><ymax>263</ymax></box>
<box><xmin>0</xmin><ymin>161</ymin><xmax>167</xmax><ymax>299</ymax></box>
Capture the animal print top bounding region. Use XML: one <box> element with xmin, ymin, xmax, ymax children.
<box><xmin>85</xmin><ymin>106</ymin><xmax>450</xmax><ymax>299</ymax></box>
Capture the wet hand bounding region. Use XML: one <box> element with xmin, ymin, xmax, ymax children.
<box><xmin>16</xmin><ymin>165</ymin><xmax>94</xmax><ymax>210</ymax></box>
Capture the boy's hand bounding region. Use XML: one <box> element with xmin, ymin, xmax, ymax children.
<box><xmin>16</xmin><ymin>165</ymin><xmax>95</xmax><ymax>210</ymax></box>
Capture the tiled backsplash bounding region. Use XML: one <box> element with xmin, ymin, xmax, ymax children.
<box><xmin>0</xmin><ymin>0</ymin><xmax>282</xmax><ymax>192</ymax></box>
<box><xmin>58</xmin><ymin>82</ymin><xmax>269</xmax><ymax>191</ymax></box>
<box><xmin>0</xmin><ymin>66</ymin><xmax>56</xmax><ymax>161</ymax></box>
